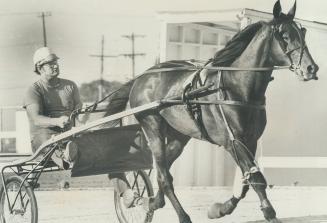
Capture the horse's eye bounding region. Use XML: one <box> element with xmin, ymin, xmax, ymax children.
<box><xmin>282</xmin><ymin>35</ymin><xmax>289</xmax><ymax>42</ymax></box>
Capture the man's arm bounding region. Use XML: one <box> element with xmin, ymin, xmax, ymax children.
<box><xmin>25</xmin><ymin>103</ymin><xmax>69</xmax><ymax>129</ymax></box>
<box><xmin>72</xmin><ymin>82</ymin><xmax>82</xmax><ymax>110</ymax></box>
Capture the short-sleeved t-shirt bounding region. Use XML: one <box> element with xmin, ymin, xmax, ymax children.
<box><xmin>23</xmin><ymin>78</ymin><xmax>82</xmax><ymax>139</ymax></box>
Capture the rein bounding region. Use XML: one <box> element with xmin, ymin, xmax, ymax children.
<box><xmin>142</xmin><ymin>65</ymin><xmax>290</xmax><ymax>74</ymax></box>
<box><xmin>162</xmin><ymin>99</ymin><xmax>266</xmax><ymax>110</ymax></box>
<box><xmin>144</xmin><ymin>64</ymin><xmax>291</xmax><ymax>111</ymax></box>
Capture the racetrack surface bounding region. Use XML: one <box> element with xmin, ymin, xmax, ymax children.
<box><xmin>36</xmin><ymin>187</ymin><xmax>327</xmax><ymax>223</ymax></box>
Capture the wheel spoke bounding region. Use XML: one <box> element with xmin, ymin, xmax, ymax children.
<box><xmin>0</xmin><ymin>176</ymin><xmax>37</xmax><ymax>223</ymax></box>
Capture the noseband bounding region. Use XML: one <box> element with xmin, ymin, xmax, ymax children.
<box><xmin>273</xmin><ymin>21</ymin><xmax>306</xmax><ymax>72</ymax></box>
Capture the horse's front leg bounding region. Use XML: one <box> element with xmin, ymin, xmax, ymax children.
<box><xmin>249</xmin><ymin>171</ymin><xmax>280</xmax><ymax>222</ymax></box>
<box><xmin>231</xmin><ymin>140</ymin><xmax>280</xmax><ymax>223</ymax></box>
<box><xmin>140</xmin><ymin>116</ymin><xmax>192</xmax><ymax>223</ymax></box>
<box><xmin>208</xmin><ymin>167</ymin><xmax>249</xmax><ymax>219</ymax></box>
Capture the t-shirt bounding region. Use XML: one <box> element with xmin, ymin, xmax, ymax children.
<box><xmin>23</xmin><ymin>78</ymin><xmax>82</xmax><ymax>139</ymax></box>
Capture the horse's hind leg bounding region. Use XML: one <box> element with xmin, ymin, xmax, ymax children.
<box><xmin>139</xmin><ymin>115</ymin><xmax>192</xmax><ymax>223</ymax></box>
<box><xmin>151</xmin><ymin>127</ymin><xmax>190</xmax><ymax>210</ymax></box>
<box><xmin>208</xmin><ymin>167</ymin><xmax>249</xmax><ymax>219</ymax></box>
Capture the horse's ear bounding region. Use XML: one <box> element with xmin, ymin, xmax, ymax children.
<box><xmin>273</xmin><ymin>0</ymin><xmax>282</xmax><ymax>19</ymax></box>
<box><xmin>286</xmin><ymin>0</ymin><xmax>296</xmax><ymax>20</ymax></box>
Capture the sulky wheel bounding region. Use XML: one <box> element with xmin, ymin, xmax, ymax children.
<box><xmin>114</xmin><ymin>170</ymin><xmax>154</xmax><ymax>223</ymax></box>
<box><xmin>0</xmin><ymin>175</ymin><xmax>38</xmax><ymax>223</ymax></box>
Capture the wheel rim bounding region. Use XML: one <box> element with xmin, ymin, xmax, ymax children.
<box><xmin>115</xmin><ymin>171</ymin><xmax>153</xmax><ymax>223</ymax></box>
<box><xmin>1</xmin><ymin>181</ymin><xmax>32</xmax><ymax>223</ymax></box>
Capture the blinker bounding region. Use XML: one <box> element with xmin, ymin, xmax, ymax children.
<box><xmin>301</xmin><ymin>27</ymin><xmax>307</xmax><ymax>38</ymax></box>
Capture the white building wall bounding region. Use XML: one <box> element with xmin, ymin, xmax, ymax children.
<box><xmin>160</xmin><ymin>22</ymin><xmax>237</xmax><ymax>186</ymax></box>
<box><xmin>15</xmin><ymin>110</ymin><xmax>32</xmax><ymax>154</ymax></box>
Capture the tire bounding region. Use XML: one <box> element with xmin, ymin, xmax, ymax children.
<box><xmin>0</xmin><ymin>175</ymin><xmax>38</xmax><ymax>223</ymax></box>
<box><xmin>114</xmin><ymin>170</ymin><xmax>154</xmax><ymax>223</ymax></box>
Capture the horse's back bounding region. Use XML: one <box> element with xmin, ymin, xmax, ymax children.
<box><xmin>130</xmin><ymin>61</ymin><xmax>198</xmax><ymax>106</ymax></box>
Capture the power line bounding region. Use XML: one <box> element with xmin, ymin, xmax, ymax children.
<box><xmin>121</xmin><ymin>33</ymin><xmax>146</xmax><ymax>78</ymax></box>
<box><xmin>0</xmin><ymin>42</ymin><xmax>38</xmax><ymax>49</ymax></box>
<box><xmin>0</xmin><ymin>12</ymin><xmax>39</xmax><ymax>16</ymax></box>
<box><xmin>0</xmin><ymin>85</ymin><xmax>27</xmax><ymax>90</ymax></box>
<box><xmin>89</xmin><ymin>35</ymin><xmax>117</xmax><ymax>100</ymax></box>
<box><xmin>0</xmin><ymin>11</ymin><xmax>50</xmax><ymax>48</ymax></box>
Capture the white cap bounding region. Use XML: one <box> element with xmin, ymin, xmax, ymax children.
<box><xmin>33</xmin><ymin>47</ymin><xmax>59</xmax><ymax>66</ymax></box>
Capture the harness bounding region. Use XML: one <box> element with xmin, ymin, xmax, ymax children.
<box><xmin>174</xmin><ymin>21</ymin><xmax>306</xmax><ymax>182</ymax></box>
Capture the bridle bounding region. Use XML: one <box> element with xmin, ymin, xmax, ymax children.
<box><xmin>273</xmin><ymin>21</ymin><xmax>307</xmax><ymax>73</ymax></box>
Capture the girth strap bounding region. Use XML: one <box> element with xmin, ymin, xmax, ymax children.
<box><xmin>182</xmin><ymin>74</ymin><xmax>215</xmax><ymax>143</ymax></box>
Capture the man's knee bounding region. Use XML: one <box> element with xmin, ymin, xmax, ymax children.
<box><xmin>31</xmin><ymin>131</ymin><xmax>53</xmax><ymax>152</ymax></box>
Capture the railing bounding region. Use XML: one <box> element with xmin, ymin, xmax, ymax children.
<box><xmin>0</xmin><ymin>106</ymin><xmax>32</xmax><ymax>155</ymax></box>
<box><xmin>258</xmin><ymin>156</ymin><xmax>327</xmax><ymax>172</ymax></box>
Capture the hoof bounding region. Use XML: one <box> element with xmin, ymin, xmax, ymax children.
<box><xmin>267</xmin><ymin>218</ymin><xmax>282</xmax><ymax>223</ymax></box>
<box><xmin>148</xmin><ymin>197</ymin><xmax>164</xmax><ymax>211</ymax></box>
<box><xmin>207</xmin><ymin>199</ymin><xmax>237</xmax><ymax>219</ymax></box>
<box><xmin>207</xmin><ymin>203</ymin><xmax>225</xmax><ymax>219</ymax></box>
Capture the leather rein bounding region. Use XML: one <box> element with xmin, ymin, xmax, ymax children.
<box><xmin>145</xmin><ymin>64</ymin><xmax>291</xmax><ymax>110</ymax></box>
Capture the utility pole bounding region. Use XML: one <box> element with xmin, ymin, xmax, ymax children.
<box><xmin>121</xmin><ymin>33</ymin><xmax>146</xmax><ymax>78</ymax></box>
<box><xmin>90</xmin><ymin>35</ymin><xmax>117</xmax><ymax>100</ymax></box>
<box><xmin>37</xmin><ymin>12</ymin><xmax>51</xmax><ymax>47</ymax></box>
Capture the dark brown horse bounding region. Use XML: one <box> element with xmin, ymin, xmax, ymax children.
<box><xmin>106</xmin><ymin>1</ymin><xmax>318</xmax><ymax>222</ymax></box>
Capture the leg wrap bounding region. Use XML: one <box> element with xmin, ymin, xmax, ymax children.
<box><xmin>243</xmin><ymin>166</ymin><xmax>261</xmax><ymax>180</ymax></box>
<box><xmin>243</xmin><ymin>167</ymin><xmax>267</xmax><ymax>189</ymax></box>
<box><xmin>221</xmin><ymin>197</ymin><xmax>239</xmax><ymax>215</ymax></box>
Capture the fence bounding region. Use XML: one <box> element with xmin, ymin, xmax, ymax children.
<box><xmin>0</xmin><ymin>106</ymin><xmax>32</xmax><ymax>155</ymax></box>
<box><xmin>258</xmin><ymin>156</ymin><xmax>327</xmax><ymax>172</ymax></box>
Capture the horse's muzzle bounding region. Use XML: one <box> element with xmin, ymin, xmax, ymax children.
<box><xmin>307</xmin><ymin>64</ymin><xmax>319</xmax><ymax>74</ymax></box>
<box><xmin>305</xmin><ymin>64</ymin><xmax>319</xmax><ymax>81</ymax></box>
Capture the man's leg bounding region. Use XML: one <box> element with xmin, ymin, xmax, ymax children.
<box><xmin>109</xmin><ymin>173</ymin><xmax>134</xmax><ymax>207</ymax></box>
<box><xmin>31</xmin><ymin>130</ymin><xmax>53</xmax><ymax>153</ymax></box>
<box><xmin>108</xmin><ymin>172</ymin><xmax>148</xmax><ymax>209</ymax></box>
<box><xmin>31</xmin><ymin>129</ymin><xmax>72</xmax><ymax>187</ymax></box>
<box><xmin>30</xmin><ymin>130</ymin><xmax>55</xmax><ymax>188</ymax></box>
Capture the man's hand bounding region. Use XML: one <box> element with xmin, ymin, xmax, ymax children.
<box><xmin>56</xmin><ymin>116</ymin><xmax>70</xmax><ymax>129</ymax></box>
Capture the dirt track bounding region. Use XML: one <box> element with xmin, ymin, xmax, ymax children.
<box><xmin>35</xmin><ymin>186</ymin><xmax>327</xmax><ymax>223</ymax></box>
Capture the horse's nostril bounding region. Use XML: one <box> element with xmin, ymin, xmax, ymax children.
<box><xmin>307</xmin><ymin>64</ymin><xmax>319</xmax><ymax>74</ymax></box>
<box><xmin>307</xmin><ymin>65</ymin><xmax>314</xmax><ymax>73</ymax></box>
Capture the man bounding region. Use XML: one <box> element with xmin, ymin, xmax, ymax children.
<box><xmin>24</xmin><ymin>47</ymin><xmax>81</xmax><ymax>166</ymax></box>
<box><xmin>24</xmin><ymin>47</ymin><xmax>145</xmax><ymax>209</ymax></box>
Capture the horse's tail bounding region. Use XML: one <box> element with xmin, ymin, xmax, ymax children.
<box><xmin>104</xmin><ymin>80</ymin><xmax>135</xmax><ymax>116</ymax></box>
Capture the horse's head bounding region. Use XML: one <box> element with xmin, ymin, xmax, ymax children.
<box><xmin>270</xmin><ymin>0</ymin><xmax>319</xmax><ymax>81</ymax></box>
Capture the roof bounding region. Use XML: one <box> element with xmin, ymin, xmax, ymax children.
<box><xmin>157</xmin><ymin>8</ymin><xmax>327</xmax><ymax>31</ymax></box>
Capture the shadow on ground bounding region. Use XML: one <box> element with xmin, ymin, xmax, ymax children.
<box><xmin>246</xmin><ymin>215</ymin><xmax>327</xmax><ymax>223</ymax></box>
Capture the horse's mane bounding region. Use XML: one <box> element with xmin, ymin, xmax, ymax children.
<box><xmin>212</xmin><ymin>22</ymin><xmax>263</xmax><ymax>66</ymax></box>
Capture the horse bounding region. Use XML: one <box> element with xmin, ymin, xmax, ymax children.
<box><xmin>105</xmin><ymin>1</ymin><xmax>319</xmax><ymax>222</ymax></box>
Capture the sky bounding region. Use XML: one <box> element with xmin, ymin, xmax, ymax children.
<box><xmin>0</xmin><ymin>0</ymin><xmax>327</xmax><ymax>106</ymax></box>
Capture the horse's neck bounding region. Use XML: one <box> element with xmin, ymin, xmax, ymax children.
<box><xmin>226</xmin><ymin>26</ymin><xmax>273</xmax><ymax>102</ymax></box>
